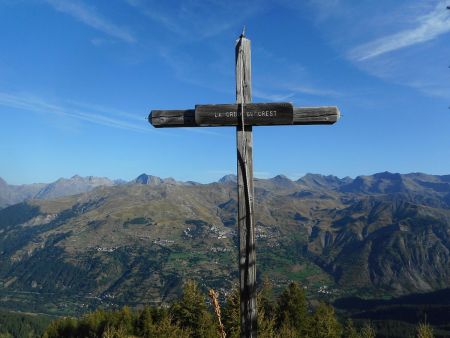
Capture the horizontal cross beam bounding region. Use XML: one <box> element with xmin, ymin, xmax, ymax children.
<box><xmin>149</xmin><ymin>102</ymin><xmax>339</xmax><ymax>128</ymax></box>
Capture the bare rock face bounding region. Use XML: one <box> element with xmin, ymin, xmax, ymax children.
<box><xmin>34</xmin><ymin>175</ymin><xmax>115</xmax><ymax>200</ymax></box>
<box><xmin>134</xmin><ymin>173</ymin><xmax>163</xmax><ymax>185</ymax></box>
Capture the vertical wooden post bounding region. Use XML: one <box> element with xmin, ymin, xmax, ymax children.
<box><xmin>236</xmin><ymin>33</ymin><xmax>257</xmax><ymax>338</ymax></box>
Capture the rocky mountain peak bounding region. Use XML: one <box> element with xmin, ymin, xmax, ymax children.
<box><xmin>219</xmin><ymin>174</ymin><xmax>237</xmax><ymax>184</ymax></box>
<box><xmin>267</xmin><ymin>174</ymin><xmax>296</xmax><ymax>189</ymax></box>
<box><xmin>340</xmin><ymin>171</ymin><xmax>408</xmax><ymax>194</ymax></box>
<box><xmin>373</xmin><ymin>171</ymin><xmax>402</xmax><ymax>180</ymax></box>
<box><xmin>134</xmin><ymin>174</ymin><xmax>163</xmax><ymax>185</ymax></box>
<box><xmin>271</xmin><ymin>174</ymin><xmax>290</xmax><ymax>181</ymax></box>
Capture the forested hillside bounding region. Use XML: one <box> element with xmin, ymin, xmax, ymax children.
<box><xmin>41</xmin><ymin>281</ymin><xmax>444</xmax><ymax>338</ymax></box>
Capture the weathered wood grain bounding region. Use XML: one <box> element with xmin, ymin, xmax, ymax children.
<box><xmin>293</xmin><ymin>106</ymin><xmax>340</xmax><ymax>125</ymax></box>
<box><xmin>149</xmin><ymin>105</ymin><xmax>339</xmax><ymax>127</ymax></box>
<box><xmin>149</xmin><ymin>109</ymin><xmax>195</xmax><ymax>127</ymax></box>
<box><xmin>236</xmin><ymin>34</ymin><xmax>257</xmax><ymax>338</ymax></box>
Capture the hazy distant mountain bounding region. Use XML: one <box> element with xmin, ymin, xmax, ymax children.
<box><xmin>218</xmin><ymin>174</ymin><xmax>237</xmax><ymax>184</ymax></box>
<box><xmin>0</xmin><ymin>177</ymin><xmax>9</xmax><ymax>207</ymax></box>
<box><xmin>34</xmin><ymin>175</ymin><xmax>115</xmax><ymax>200</ymax></box>
<box><xmin>0</xmin><ymin>178</ymin><xmax>46</xmax><ymax>209</ymax></box>
<box><xmin>339</xmin><ymin>172</ymin><xmax>450</xmax><ymax>209</ymax></box>
<box><xmin>339</xmin><ymin>172</ymin><xmax>450</xmax><ymax>196</ymax></box>
<box><xmin>0</xmin><ymin>171</ymin><xmax>448</xmax><ymax>315</ymax></box>
<box><xmin>298</xmin><ymin>173</ymin><xmax>351</xmax><ymax>190</ymax></box>
<box><xmin>0</xmin><ymin>175</ymin><xmax>115</xmax><ymax>209</ymax></box>
<box><xmin>0</xmin><ymin>173</ymin><xmax>201</xmax><ymax>209</ymax></box>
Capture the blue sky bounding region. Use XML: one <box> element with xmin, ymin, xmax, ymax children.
<box><xmin>1</xmin><ymin>0</ymin><xmax>449</xmax><ymax>184</ymax></box>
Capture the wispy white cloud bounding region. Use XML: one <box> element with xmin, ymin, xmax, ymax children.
<box><xmin>125</xmin><ymin>0</ymin><xmax>185</xmax><ymax>37</ymax></box>
<box><xmin>305</xmin><ymin>0</ymin><xmax>343</xmax><ymax>22</ymax></box>
<box><xmin>45</xmin><ymin>0</ymin><xmax>136</xmax><ymax>43</ymax></box>
<box><xmin>0</xmin><ymin>92</ymin><xmax>148</xmax><ymax>133</ymax></box>
<box><xmin>289</xmin><ymin>85</ymin><xmax>341</xmax><ymax>97</ymax></box>
<box><xmin>65</xmin><ymin>100</ymin><xmax>145</xmax><ymax>122</ymax></box>
<box><xmin>408</xmin><ymin>80</ymin><xmax>450</xmax><ymax>100</ymax></box>
<box><xmin>259</xmin><ymin>80</ymin><xmax>342</xmax><ymax>100</ymax></box>
<box><xmin>349</xmin><ymin>2</ymin><xmax>450</xmax><ymax>61</ymax></box>
<box><xmin>253</xmin><ymin>88</ymin><xmax>295</xmax><ymax>102</ymax></box>
<box><xmin>125</xmin><ymin>0</ymin><xmax>263</xmax><ymax>41</ymax></box>
<box><xmin>0</xmin><ymin>92</ymin><xmax>229</xmax><ymax>137</ymax></box>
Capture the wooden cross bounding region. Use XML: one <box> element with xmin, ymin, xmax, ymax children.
<box><xmin>148</xmin><ymin>32</ymin><xmax>340</xmax><ymax>338</ymax></box>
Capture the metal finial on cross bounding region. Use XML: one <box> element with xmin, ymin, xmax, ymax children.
<box><xmin>148</xmin><ymin>33</ymin><xmax>340</xmax><ymax>338</ymax></box>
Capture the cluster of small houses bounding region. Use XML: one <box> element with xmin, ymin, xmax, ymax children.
<box><xmin>182</xmin><ymin>225</ymin><xmax>231</xmax><ymax>240</ymax></box>
<box><xmin>96</xmin><ymin>246</ymin><xmax>117</xmax><ymax>252</ymax></box>
<box><xmin>96</xmin><ymin>222</ymin><xmax>280</xmax><ymax>253</ymax></box>
<box><xmin>153</xmin><ymin>239</ymin><xmax>175</xmax><ymax>246</ymax></box>
<box><xmin>317</xmin><ymin>285</ymin><xmax>334</xmax><ymax>294</ymax></box>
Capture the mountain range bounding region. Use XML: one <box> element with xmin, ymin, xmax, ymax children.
<box><xmin>0</xmin><ymin>175</ymin><xmax>118</xmax><ymax>209</ymax></box>
<box><xmin>0</xmin><ymin>171</ymin><xmax>449</xmax><ymax>315</ymax></box>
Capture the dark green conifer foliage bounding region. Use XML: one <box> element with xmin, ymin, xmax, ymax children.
<box><xmin>137</xmin><ymin>306</ymin><xmax>155</xmax><ymax>337</ymax></box>
<box><xmin>41</xmin><ymin>307</ymin><xmax>188</xmax><ymax>338</ymax></box>
<box><xmin>276</xmin><ymin>322</ymin><xmax>298</xmax><ymax>338</ymax></box>
<box><xmin>0</xmin><ymin>310</ymin><xmax>52</xmax><ymax>338</ymax></box>
<box><xmin>360</xmin><ymin>322</ymin><xmax>376</xmax><ymax>338</ymax></box>
<box><xmin>308</xmin><ymin>302</ymin><xmax>342</xmax><ymax>338</ymax></box>
<box><xmin>33</xmin><ymin>282</ymin><xmax>398</xmax><ymax>338</ymax></box>
<box><xmin>42</xmin><ymin>317</ymin><xmax>78</xmax><ymax>338</ymax></box>
<box><xmin>343</xmin><ymin>318</ymin><xmax>360</xmax><ymax>338</ymax></box>
<box><xmin>276</xmin><ymin>281</ymin><xmax>309</xmax><ymax>334</ymax></box>
<box><xmin>134</xmin><ymin>306</ymin><xmax>189</xmax><ymax>338</ymax></box>
<box><xmin>222</xmin><ymin>285</ymin><xmax>240</xmax><ymax>338</ymax></box>
<box><xmin>259</xmin><ymin>278</ymin><xmax>277</xmax><ymax>319</ymax></box>
<box><xmin>169</xmin><ymin>280</ymin><xmax>215</xmax><ymax>338</ymax></box>
<box><xmin>257</xmin><ymin>279</ymin><xmax>277</xmax><ymax>337</ymax></box>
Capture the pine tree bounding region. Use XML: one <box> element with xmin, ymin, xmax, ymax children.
<box><xmin>259</xmin><ymin>278</ymin><xmax>277</xmax><ymax>317</ymax></box>
<box><xmin>343</xmin><ymin>318</ymin><xmax>360</xmax><ymax>338</ymax></box>
<box><xmin>101</xmin><ymin>325</ymin><xmax>127</xmax><ymax>338</ymax></box>
<box><xmin>137</xmin><ymin>306</ymin><xmax>155</xmax><ymax>337</ymax></box>
<box><xmin>276</xmin><ymin>323</ymin><xmax>298</xmax><ymax>338</ymax></box>
<box><xmin>360</xmin><ymin>322</ymin><xmax>376</xmax><ymax>338</ymax></box>
<box><xmin>222</xmin><ymin>285</ymin><xmax>240</xmax><ymax>338</ymax></box>
<box><xmin>170</xmin><ymin>280</ymin><xmax>215</xmax><ymax>338</ymax></box>
<box><xmin>308</xmin><ymin>302</ymin><xmax>342</xmax><ymax>338</ymax></box>
<box><xmin>276</xmin><ymin>282</ymin><xmax>309</xmax><ymax>335</ymax></box>
<box><xmin>257</xmin><ymin>279</ymin><xmax>277</xmax><ymax>338</ymax></box>
<box><xmin>152</xmin><ymin>314</ymin><xmax>190</xmax><ymax>338</ymax></box>
<box><xmin>42</xmin><ymin>317</ymin><xmax>78</xmax><ymax>338</ymax></box>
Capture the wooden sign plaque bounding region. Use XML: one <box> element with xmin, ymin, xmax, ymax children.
<box><xmin>195</xmin><ymin>102</ymin><xmax>293</xmax><ymax>126</ymax></box>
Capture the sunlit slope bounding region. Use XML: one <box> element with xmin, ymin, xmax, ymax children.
<box><xmin>0</xmin><ymin>172</ymin><xmax>448</xmax><ymax>313</ymax></box>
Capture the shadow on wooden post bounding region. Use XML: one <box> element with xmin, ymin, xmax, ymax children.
<box><xmin>236</xmin><ymin>34</ymin><xmax>257</xmax><ymax>338</ymax></box>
